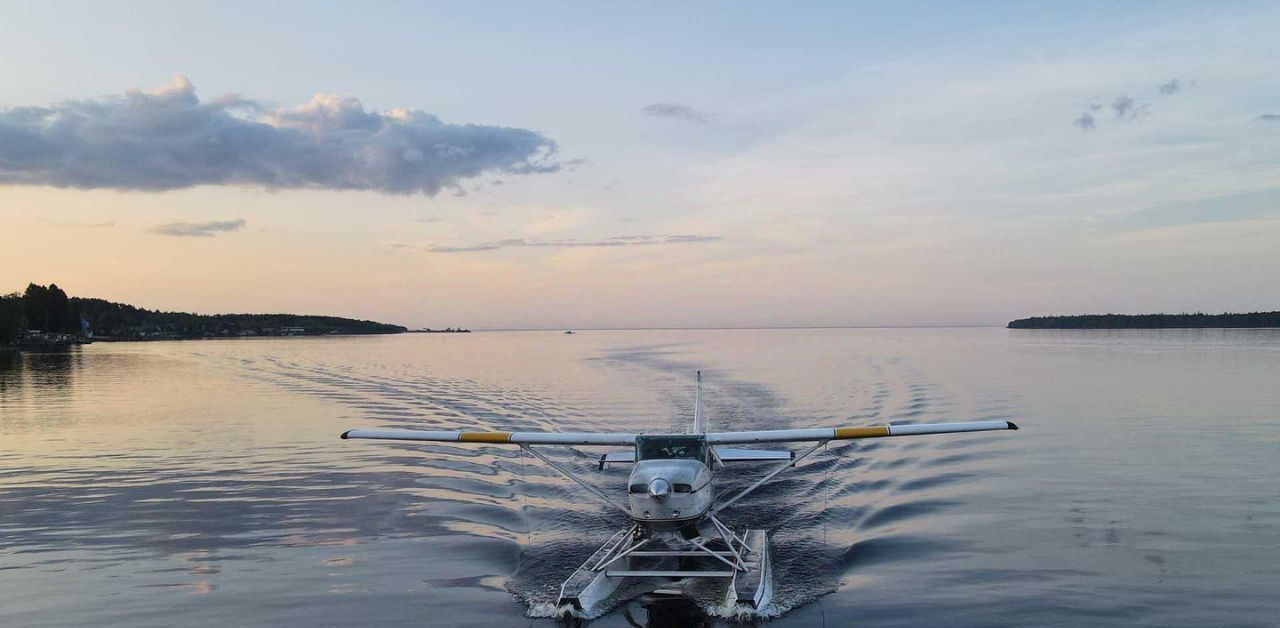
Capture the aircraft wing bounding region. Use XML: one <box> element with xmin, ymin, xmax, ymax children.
<box><xmin>705</xmin><ymin>420</ymin><xmax>1017</xmax><ymax>444</ymax></box>
<box><xmin>341</xmin><ymin>428</ymin><xmax>637</xmax><ymax>446</ymax></box>
<box><xmin>341</xmin><ymin>420</ymin><xmax>1015</xmax><ymax>447</ymax></box>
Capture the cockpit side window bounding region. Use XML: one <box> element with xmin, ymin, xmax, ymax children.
<box><xmin>673</xmin><ymin>483</ymin><xmax>693</xmax><ymax>493</ymax></box>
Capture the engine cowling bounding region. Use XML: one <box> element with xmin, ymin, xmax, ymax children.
<box><xmin>626</xmin><ymin>459</ymin><xmax>713</xmax><ymax>529</ymax></box>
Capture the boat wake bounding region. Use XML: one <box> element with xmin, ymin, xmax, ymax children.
<box><xmin>234</xmin><ymin>339</ymin><xmax>1016</xmax><ymax>623</ymax></box>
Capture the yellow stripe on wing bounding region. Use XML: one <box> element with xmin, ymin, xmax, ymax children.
<box><xmin>458</xmin><ymin>432</ymin><xmax>513</xmax><ymax>443</ymax></box>
<box><xmin>833</xmin><ymin>426</ymin><xmax>890</xmax><ymax>439</ymax></box>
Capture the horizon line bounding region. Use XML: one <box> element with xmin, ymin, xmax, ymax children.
<box><xmin>466</xmin><ymin>324</ymin><xmax>1006</xmax><ymax>332</ymax></box>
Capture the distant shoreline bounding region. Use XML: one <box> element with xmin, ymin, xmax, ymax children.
<box><xmin>2</xmin><ymin>282</ymin><xmax>415</xmax><ymax>352</ymax></box>
<box><xmin>1008</xmin><ymin>312</ymin><xmax>1280</xmax><ymax>329</ymax></box>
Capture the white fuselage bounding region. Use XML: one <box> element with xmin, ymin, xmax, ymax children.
<box><xmin>626</xmin><ymin>459</ymin><xmax>714</xmax><ymax>531</ymax></box>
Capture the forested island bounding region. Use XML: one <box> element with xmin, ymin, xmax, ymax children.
<box><xmin>1</xmin><ymin>283</ymin><xmax>407</xmax><ymax>348</ymax></box>
<box><xmin>1008</xmin><ymin>312</ymin><xmax>1280</xmax><ymax>329</ymax></box>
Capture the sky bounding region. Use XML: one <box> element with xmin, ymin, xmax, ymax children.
<box><xmin>2</xmin><ymin>1</ymin><xmax>1279</xmax><ymax>329</ymax></box>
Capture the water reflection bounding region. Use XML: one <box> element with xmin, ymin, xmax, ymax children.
<box><xmin>0</xmin><ymin>349</ymin><xmax>20</xmax><ymax>395</ymax></box>
<box><xmin>0</xmin><ymin>347</ymin><xmax>82</xmax><ymax>397</ymax></box>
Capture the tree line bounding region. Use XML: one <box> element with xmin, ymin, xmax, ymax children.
<box><xmin>1008</xmin><ymin>312</ymin><xmax>1280</xmax><ymax>329</ymax></box>
<box><xmin>1</xmin><ymin>283</ymin><xmax>83</xmax><ymax>343</ymax></box>
<box><xmin>2</xmin><ymin>283</ymin><xmax>407</xmax><ymax>344</ymax></box>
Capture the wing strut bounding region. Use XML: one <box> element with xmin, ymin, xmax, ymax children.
<box><xmin>693</xmin><ymin>371</ymin><xmax>704</xmax><ymax>434</ymax></box>
<box><xmin>520</xmin><ymin>445</ymin><xmax>632</xmax><ymax>517</ymax></box>
<box><xmin>711</xmin><ymin>439</ymin><xmax>827</xmax><ymax>515</ymax></box>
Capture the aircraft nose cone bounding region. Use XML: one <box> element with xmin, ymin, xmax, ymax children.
<box><xmin>648</xmin><ymin>478</ymin><xmax>671</xmax><ymax>500</ymax></box>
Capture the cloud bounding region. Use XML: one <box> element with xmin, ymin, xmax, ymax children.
<box><xmin>1077</xmin><ymin>92</ymin><xmax>1151</xmax><ymax>128</ymax></box>
<box><xmin>641</xmin><ymin>102</ymin><xmax>712</xmax><ymax>123</ymax></box>
<box><xmin>1112</xmin><ymin>95</ymin><xmax>1136</xmax><ymax>118</ymax></box>
<box><xmin>1075</xmin><ymin>78</ymin><xmax>1186</xmax><ymax>129</ymax></box>
<box><xmin>149</xmin><ymin>218</ymin><xmax>246</xmax><ymax>237</ymax></box>
<box><xmin>1257</xmin><ymin>114</ymin><xmax>1280</xmax><ymax>121</ymax></box>
<box><xmin>406</xmin><ymin>234</ymin><xmax>723</xmax><ymax>253</ymax></box>
<box><xmin>0</xmin><ymin>76</ymin><xmax>559</xmax><ymax>195</ymax></box>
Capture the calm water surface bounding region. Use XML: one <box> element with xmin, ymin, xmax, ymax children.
<box><xmin>1</xmin><ymin>329</ymin><xmax>1277</xmax><ymax>627</ymax></box>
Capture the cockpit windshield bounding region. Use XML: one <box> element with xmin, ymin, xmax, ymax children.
<box><xmin>635</xmin><ymin>435</ymin><xmax>708</xmax><ymax>462</ymax></box>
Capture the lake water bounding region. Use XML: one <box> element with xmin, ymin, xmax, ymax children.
<box><xmin>1</xmin><ymin>328</ymin><xmax>1278</xmax><ymax>627</ymax></box>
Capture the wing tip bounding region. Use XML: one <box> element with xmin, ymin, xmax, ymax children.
<box><xmin>340</xmin><ymin>430</ymin><xmax>353</xmax><ymax>440</ymax></box>
<box><xmin>1006</xmin><ymin>421</ymin><xmax>1020</xmax><ymax>431</ymax></box>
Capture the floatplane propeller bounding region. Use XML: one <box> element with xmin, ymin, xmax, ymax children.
<box><xmin>342</xmin><ymin>372</ymin><xmax>1018</xmax><ymax>615</ymax></box>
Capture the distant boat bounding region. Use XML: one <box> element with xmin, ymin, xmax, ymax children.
<box><xmin>564</xmin><ymin>330</ymin><xmax>575</xmax><ymax>335</ymax></box>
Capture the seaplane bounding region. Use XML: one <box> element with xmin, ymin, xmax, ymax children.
<box><xmin>341</xmin><ymin>373</ymin><xmax>1018</xmax><ymax>615</ymax></box>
